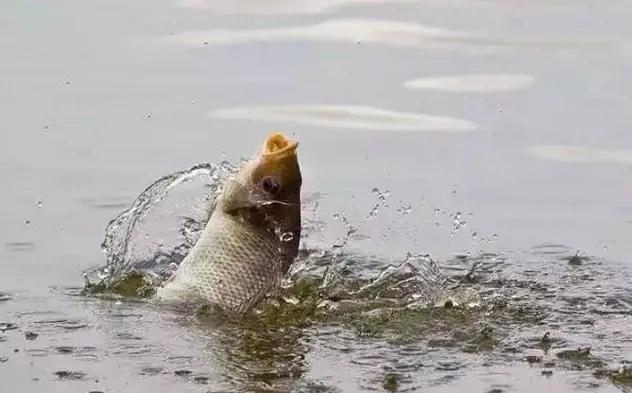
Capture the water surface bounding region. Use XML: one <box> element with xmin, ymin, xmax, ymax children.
<box><xmin>1</xmin><ymin>0</ymin><xmax>631</xmax><ymax>392</ymax></box>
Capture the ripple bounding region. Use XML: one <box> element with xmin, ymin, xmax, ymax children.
<box><xmin>527</xmin><ymin>145</ymin><xmax>632</xmax><ymax>165</ymax></box>
<box><xmin>33</xmin><ymin>318</ymin><xmax>89</xmax><ymax>331</ymax></box>
<box><xmin>0</xmin><ymin>322</ymin><xmax>18</xmax><ymax>332</ymax></box>
<box><xmin>76</xmin><ymin>196</ymin><xmax>131</xmax><ymax>210</ymax></box>
<box><xmin>26</xmin><ymin>349</ymin><xmax>49</xmax><ymax>357</ymax></box>
<box><xmin>140</xmin><ymin>366</ymin><xmax>166</xmax><ymax>376</ymax></box>
<box><xmin>404</xmin><ymin>74</ymin><xmax>535</xmax><ymax>93</ymax></box>
<box><xmin>53</xmin><ymin>370</ymin><xmax>87</xmax><ymax>380</ymax></box>
<box><xmin>4</xmin><ymin>241</ymin><xmax>36</xmax><ymax>252</ymax></box>
<box><xmin>530</xmin><ymin>243</ymin><xmax>572</xmax><ymax>256</ymax></box>
<box><xmin>210</xmin><ymin>105</ymin><xmax>476</xmax><ymax>132</ymax></box>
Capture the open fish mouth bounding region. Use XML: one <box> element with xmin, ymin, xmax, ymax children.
<box><xmin>260</xmin><ymin>132</ymin><xmax>298</xmax><ymax>159</ymax></box>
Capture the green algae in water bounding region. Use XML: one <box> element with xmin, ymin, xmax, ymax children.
<box><xmin>383</xmin><ymin>372</ymin><xmax>401</xmax><ymax>392</ymax></box>
<box><xmin>292</xmin><ymin>277</ymin><xmax>322</xmax><ymax>302</ymax></box>
<box><xmin>555</xmin><ymin>347</ymin><xmax>607</xmax><ymax>371</ymax></box>
<box><xmin>611</xmin><ymin>368</ymin><xmax>632</xmax><ymax>385</ymax></box>
<box><xmin>595</xmin><ymin>366</ymin><xmax>632</xmax><ymax>389</ymax></box>
<box><xmin>462</xmin><ymin>326</ymin><xmax>497</xmax><ymax>353</ymax></box>
<box><xmin>83</xmin><ymin>271</ymin><xmax>156</xmax><ymax>298</ymax></box>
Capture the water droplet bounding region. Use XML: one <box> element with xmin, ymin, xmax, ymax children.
<box><xmin>147</xmin><ymin>113</ymin><xmax>153</xmax><ymax>119</ymax></box>
<box><xmin>24</xmin><ymin>220</ymin><xmax>31</xmax><ymax>227</ymax></box>
<box><xmin>332</xmin><ymin>212</ymin><xmax>340</xmax><ymax>220</ymax></box>
<box><xmin>371</xmin><ymin>187</ymin><xmax>390</xmax><ymax>201</ymax></box>
<box><xmin>43</xmin><ymin>125</ymin><xmax>49</xmax><ymax>131</ymax></box>
<box><xmin>366</xmin><ymin>205</ymin><xmax>379</xmax><ymax>219</ymax></box>
<box><xmin>451</xmin><ymin>212</ymin><xmax>466</xmax><ymax>235</ymax></box>
<box><xmin>492</xmin><ymin>233</ymin><xmax>499</xmax><ymax>239</ymax></box>
<box><xmin>219</xmin><ymin>159</ymin><xmax>235</xmax><ymax>173</ymax></box>
<box><xmin>280</xmin><ymin>232</ymin><xmax>294</xmax><ymax>242</ymax></box>
<box><xmin>397</xmin><ymin>204</ymin><xmax>412</xmax><ymax>215</ymax></box>
<box><xmin>471</xmin><ymin>231</ymin><xmax>478</xmax><ymax>239</ymax></box>
<box><xmin>36</xmin><ymin>201</ymin><xmax>43</xmax><ymax>208</ymax></box>
<box><xmin>434</xmin><ymin>208</ymin><xmax>441</xmax><ymax>214</ymax></box>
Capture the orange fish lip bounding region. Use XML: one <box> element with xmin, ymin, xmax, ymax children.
<box><xmin>260</xmin><ymin>132</ymin><xmax>298</xmax><ymax>159</ymax></box>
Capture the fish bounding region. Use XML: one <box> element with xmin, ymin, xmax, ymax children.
<box><xmin>155</xmin><ymin>132</ymin><xmax>302</xmax><ymax>312</ymax></box>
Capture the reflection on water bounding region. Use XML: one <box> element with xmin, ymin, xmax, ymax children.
<box><xmin>164</xmin><ymin>18</ymin><xmax>476</xmax><ymax>50</ymax></box>
<box><xmin>175</xmin><ymin>0</ymin><xmax>415</xmax><ymax>14</ymax></box>
<box><xmin>527</xmin><ymin>145</ymin><xmax>632</xmax><ymax>165</ymax></box>
<box><xmin>404</xmin><ymin>73</ymin><xmax>536</xmax><ymax>93</ymax></box>
<box><xmin>210</xmin><ymin>105</ymin><xmax>477</xmax><ymax>132</ymax></box>
<box><xmin>193</xmin><ymin>315</ymin><xmax>311</xmax><ymax>391</ymax></box>
<box><xmin>164</xmin><ymin>18</ymin><xmax>611</xmax><ymax>52</ymax></box>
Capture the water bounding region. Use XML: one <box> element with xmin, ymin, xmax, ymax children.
<box><xmin>2</xmin><ymin>0</ymin><xmax>632</xmax><ymax>392</ymax></box>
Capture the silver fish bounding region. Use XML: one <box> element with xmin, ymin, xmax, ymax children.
<box><xmin>156</xmin><ymin>133</ymin><xmax>302</xmax><ymax>312</ymax></box>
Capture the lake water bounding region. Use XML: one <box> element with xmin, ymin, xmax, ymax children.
<box><xmin>1</xmin><ymin>0</ymin><xmax>631</xmax><ymax>392</ymax></box>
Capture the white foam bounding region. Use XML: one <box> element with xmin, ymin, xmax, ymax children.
<box><xmin>210</xmin><ymin>105</ymin><xmax>477</xmax><ymax>132</ymax></box>
<box><xmin>404</xmin><ymin>74</ymin><xmax>535</xmax><ymax>93</ymax></box>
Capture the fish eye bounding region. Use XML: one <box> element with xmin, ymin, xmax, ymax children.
<box><xmin>260</xmin><ymin>176</ymin><xmax>280</xmax><ymax>196</ymax></box>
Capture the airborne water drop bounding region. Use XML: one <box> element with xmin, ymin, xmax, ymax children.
<box><xmin>280</xmin><ymin>232</ymin><xmax>295</xmax><ymax>242</ymax></box>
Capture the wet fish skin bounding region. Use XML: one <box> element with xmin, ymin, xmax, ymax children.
<box><xmin>156</xmin><ymin>133</ymin><xmax>302</xmax><ymax>312</ymax></box>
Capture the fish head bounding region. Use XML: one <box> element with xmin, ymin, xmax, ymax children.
<box><xmin>218</xmin><ymin>132</ymin><xmax>302</xmax><ymax>268</ymax></box>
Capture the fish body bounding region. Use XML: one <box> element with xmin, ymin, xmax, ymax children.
<box><xmin>156</xmin><ymin>133</ymin><xmax>302</xmax><ymax>312</ymax></box>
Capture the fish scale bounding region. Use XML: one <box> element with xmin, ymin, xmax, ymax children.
<box><xmin>155</xmin><ymin>133</ymin><xmax>302</xmax><ymax>312</ymax></box>
<box><xmin>158</xmin><ymin>211</ymin><xmax>282</xmax><ymax>312</ymax></box>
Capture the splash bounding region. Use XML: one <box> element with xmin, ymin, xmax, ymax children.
<box><xmin>84</xmin><ymin>161</ymin><xmax>464</xmax><ymax>315</ymax></box>
<box><xmin>84</xmin><ymin>161</ymin><xmax>237</xmax><ymax>293</ymax></box>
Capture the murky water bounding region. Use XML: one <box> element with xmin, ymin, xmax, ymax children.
<box><xmin>2</xmin><ymin>0</ymin><xmax>632</xmax><ymax>392</ymax></box>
